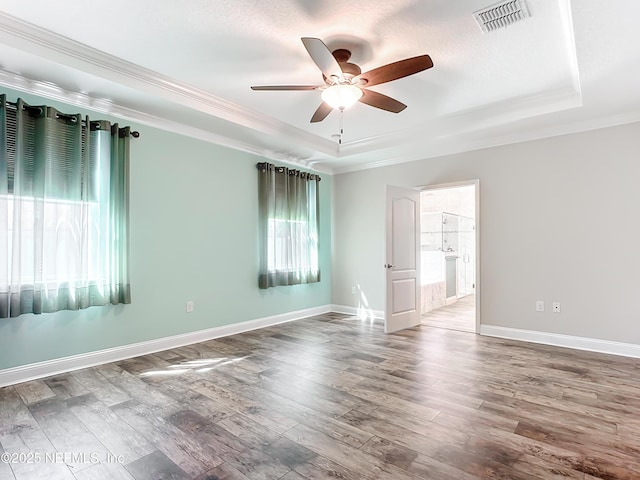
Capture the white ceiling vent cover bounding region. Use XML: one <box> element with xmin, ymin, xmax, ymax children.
<box><xmin>474</xmin><ymin>0</ymin><xmax>530</xmax><ymax>33</ymax></box>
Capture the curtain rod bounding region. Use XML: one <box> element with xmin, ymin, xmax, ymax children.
<box><xmin>4</xmin><ymin>100</ymin><xmax>140</xmax><ymax>138</ymax></box>
<box><xmin>256</xmin><ymin>162</ymin><xmax>321</xmax><ymax>180</ymax></box>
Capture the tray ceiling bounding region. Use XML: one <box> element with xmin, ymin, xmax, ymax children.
<box><xmin>0</xmin><ymin>0</ymin><xmax>638</xmax><ymax>173</ymax></box>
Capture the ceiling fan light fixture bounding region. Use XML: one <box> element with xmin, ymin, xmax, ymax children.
<box><xmin>321</xmin><ymin>84</ymin><xmax>363</xmax><ymax>110</ymax></box>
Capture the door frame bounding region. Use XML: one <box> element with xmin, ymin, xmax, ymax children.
<box><xmin>418</xmin><ymin>180</ymin><xmax>480</xmax><ymax>333</ymax></box>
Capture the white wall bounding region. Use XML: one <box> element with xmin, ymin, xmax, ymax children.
<box><xmin>332</xmin><ymin>122</ymin><xmax>640</xmax><ymax>345</ymax></box>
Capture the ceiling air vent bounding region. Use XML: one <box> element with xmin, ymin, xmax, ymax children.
<box><xmin>474</xmin><ymin>0</ymin><xmax>530</xmax><ymax>33</ymax></box>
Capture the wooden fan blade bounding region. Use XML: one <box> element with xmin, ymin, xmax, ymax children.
<box><xmin>251</xmin><ymin>85</ymin><xmax>321</xmax><ymax>91</ymax></box>
<box><xmin>310</xmin><ymin>102</ymin><xmax>333</xmax><ymax>123</ymax></box>
<box><xmin>359</xmin><ymin>89</ymin><xmax>407</xmax><ymax>113</ymax></box>
<box><xmin>301</xmin><ymin>37</ymin><xmax>344</xmax><ymax>81</ymax></box>
<box><xmin>356</xmin><ymin>55</ymin><xmax>433</xmax><ymax>87</ymax></box>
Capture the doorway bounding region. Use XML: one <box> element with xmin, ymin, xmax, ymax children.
<box><xmin>420</xmin><ymin>182</ymin><xmax>478</xmax><ymax>333</ymax></box>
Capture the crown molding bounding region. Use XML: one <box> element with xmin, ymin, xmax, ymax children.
<box><xmin>331</xmin><ymin>108</ymin><xmax>640</xmax><ymax>175</ymax></box>
<box><xmin>0</xmin><ymin>69</ymin><xmax>330</xmax><ymax>172</ymax></box>
<box><xmin>558</xmin><ymin>0</ymin><xmax>581</xmax><ymax>96</ymax></box>
<box><xmin>337</xmin><ymin>85</ymin><xmax>583</xmax><ymax>158</ymax></box>
<box><xmin>0</xmin><ymin>11</ymin><xmax>338</xmax><ymax>158</ymax></box>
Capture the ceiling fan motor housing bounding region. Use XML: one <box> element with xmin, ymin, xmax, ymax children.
<box><xmin>320</xmin><ymin>49</ymin><xmax>362</xmax><ymax>84</ymax></box>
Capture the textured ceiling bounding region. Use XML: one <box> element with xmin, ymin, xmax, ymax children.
<box><xmin>0</xmin><ymin>0</ymin><xmax>639</xmax><ymax>173</ymax></box>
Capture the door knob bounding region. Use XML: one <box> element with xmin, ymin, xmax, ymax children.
<box><xmin>385</xmin><ymin>264</ymin><xmax>394</xmax><ymax>269</ymax></box>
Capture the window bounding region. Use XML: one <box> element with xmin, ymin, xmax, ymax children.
<box><xmin>3</xmin><ymin>195</ymin><xmax>103</xmax><ymax>286</ymax></box>
<box><xmin>257</xmin><ymin>162</ymin><xmax>320</xmax><ymax>289</ymax></box>
<box><xmin>0</xmin><ymin>95</ymin><xmax>132</xmax><ymax>317</ymax></box>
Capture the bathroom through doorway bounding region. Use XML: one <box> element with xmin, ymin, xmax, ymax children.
<box><xmin>420</xmin><ymin>182</ymin><xmax>478</xmax><ymax>333</ymax></box>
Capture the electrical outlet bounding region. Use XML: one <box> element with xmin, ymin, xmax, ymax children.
<box><xmin>351</xmin><ymin>286</ymin><xmax>356</xmax><ymax>295</ymax></box>
<box><xmin>186</xmin><ymin>301</ymin><xmax>194</xmax><ymax>313</ymax></box>
<box><xmin>552</xmin><ymin>302</ymin><xmax>561</xmax><ymax>313</ymax></box>
<box><xmin>536</xmin><ymin>300</ymin><xmax>544</xmax><ymax>312</ymax></box>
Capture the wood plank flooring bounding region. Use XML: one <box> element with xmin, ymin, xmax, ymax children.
<box><xmin>1</xmin><ymin>312</ymin><xmax>640</xmax><ymax>479</ymax></box>
<box><xmin>422</xmin><ymin>294</ymin><xmax>476</xmax><ymax>332</ymax></box>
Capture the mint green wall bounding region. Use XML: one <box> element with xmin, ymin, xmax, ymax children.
<box><xmin>0</xmin><ymin>89</ymin><xmax>332</xmax><ymax>370</ymax></box>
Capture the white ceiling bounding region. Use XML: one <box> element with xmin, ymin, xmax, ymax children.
<box><xmin>0</xmin><ymin>0</ymin><xmax>638</xmax><ymax>174</ymax></box>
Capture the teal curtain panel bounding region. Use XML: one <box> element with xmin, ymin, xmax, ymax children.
<box><xmin>0</xmin><ymin>94</ymin><xmax>132</xmax><ymax>317</ymax></box>
<box><xmin>257</xmin><ymin>162</ymin><xmax>320</xmax><ymax>289</ymax></box>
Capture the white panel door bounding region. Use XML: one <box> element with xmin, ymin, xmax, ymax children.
<box><xmin>385</xmin><ymin>185</ymin><xmax>421</xmax><ymax>333</ymax></box>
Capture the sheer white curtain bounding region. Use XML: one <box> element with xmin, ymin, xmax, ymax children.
<box><xmin>0</xmin><ymin>95</ymin><xmax>131</xmax><ymax>317</ymax></box>
<box><xmin>257</xmin><ymin>162</ymin><xmax>320</xmax><ymax>289</ymax></box>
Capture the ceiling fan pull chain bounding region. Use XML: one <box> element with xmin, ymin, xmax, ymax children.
<box><xmin>339</xmin><ymin>108</ymin><xmax>344</xmax><ymax>145</ymax></box>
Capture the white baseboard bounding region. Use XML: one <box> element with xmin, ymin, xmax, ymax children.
<box><xmin>0</xmin><ymin>304</ymin><xmax>332</xmax><ymax>388</ymax></box>
<box><xmin>10</xmin><ymin>307</ymin><xmax>636</xmax><ymax>388</ymax></box>
<box><xmin>331</xmin><ymin>304</ymin><xmax>384</xmax><ymax>320</ymax></box>
<box><xmin>480</xmin><ymin>325</ymin><xmax>640</xmax><ymax>359</ymax></box>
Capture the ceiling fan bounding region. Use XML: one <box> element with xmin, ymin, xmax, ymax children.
<box><xmin>251</xmin><ymin>37</ymin><xmax>433</xmax><ymax>123</ymax></box>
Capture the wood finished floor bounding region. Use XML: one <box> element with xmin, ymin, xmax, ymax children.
<box><xmin>1</xmin><ymin>313</ymin><xmax>640</xmax><ymax>480</ymax></box>
<box><xmin>422</xmin><ymin>294</ymin><xmax>476</xmax><ymax>333</ymax></box>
